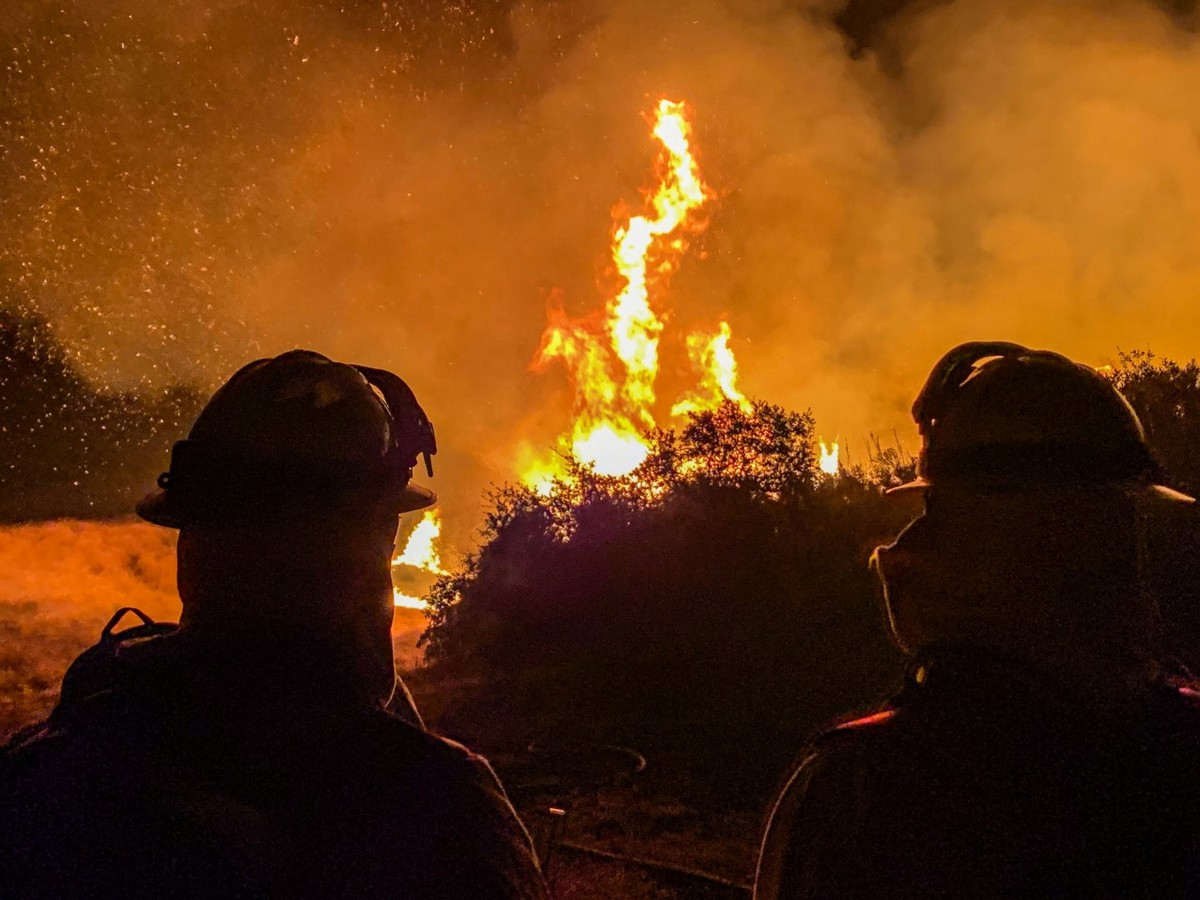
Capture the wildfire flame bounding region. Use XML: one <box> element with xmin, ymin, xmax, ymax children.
<box><xmin>671</xmin><ymin>321</ymin><xmax>753</xmax><ymax>418</ymax></box>
<box><xmin>609</xmin><ymin>100</ymin><xmax>709</xmax><ymax>418</ymax></box>
<box><xmin>391</xmin><ymin>509</ymin><xmax>447</xmax><ymax>609</ymax></box>
<box><xmin>525</xmin><ymin>99</ymin><xmax>752</xmax><ymax>488</ymax></box>
<box><xmin>819</xmin><ymin>439</ymin><xmax>840</xmax><ymax>477</ymax></box>
<box><xmin>392</xmin><ymin>590</ymin><xmax>426</xmax><ymax>611</ymax></box>
<box><xmin>393</xmin><ymin>510</ymin><xmax>448</xmax><ymax>575</ymax></box>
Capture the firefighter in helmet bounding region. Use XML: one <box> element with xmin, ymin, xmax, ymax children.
<box><xmin>755</xmin><ymin>342</ymin><xmax>1200</xmax><ymax>899</ymax></box>
<box><xmin>0</xmin><ymin>351</ymin><xmax>548</xmax><ymax>899</ymax></box>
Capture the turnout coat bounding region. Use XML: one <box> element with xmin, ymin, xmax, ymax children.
<box><xmin>0</xmin><ymin>616</ymin><xmax>547</xmax><ymax>900</ymax></box>
<box><xmin>755</xmin><ymin>647</ymin><xmax>1200</xmax><ymax>899</ymax></box>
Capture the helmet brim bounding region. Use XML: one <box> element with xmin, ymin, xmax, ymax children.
<box><xmin>135</xmin><ymin>487</ymin><xmax>184</xmax><ymax>529</ymax></box>
<box><xmin>1144</xmin><ymin>483</ymin><xmax>1197</xmax><ymax>505</ymax></box>
<box><xmin>397</xmin><ymin>482</ymin><xmax>437</xmax><ymax>513</ymax></box>
<box><xmin>885</xmin><ymin>477</ymin><xmax>1195</xmax><ymax>505</ymax></box>
<box><xmin>136</xmin><ymin>481</ymin><xmax>438</xmax><ymax>530</ymax></box>
<box><xmin>883</xmin><ymin>477</ymin><xmax>930</xmax><ymax>498</ymax></box>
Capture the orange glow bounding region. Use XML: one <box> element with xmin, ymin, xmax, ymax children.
<box><xmin>819</xmin><ymin>439</ymin><xmax>840</xmax><ymax>477</ymax></box>
<box><xmin>391</xmin><ymin>510</ymin><xmax>447</xmax><ymax>608</ymax></box>
<box><xmin>573</xmin><ymin>422</ymin><xmax>651</xmax><ymax>475</ymax></box>
<box><xmin>524</xmin><ymin>99</ymin><xmax>751</xmax><ymax>490</ymax></box>
<box><xmin>393</xmin><ymin>510</ymin><xmax>447</xmax><ymax>575</ymax></box>
<box><xmin>672</xmin><ymin>320</ymin><xmax>753</xmax><ymax>417</ymax></box>
<box><xmin>515</xmin><ymin>441</ymin><xmax>564</xmax><ymax>497</ymax></box>
<box><xmin>392</xmin><ymin>589</ymin><xmax>426</xmax><ymax>611</ymax></box>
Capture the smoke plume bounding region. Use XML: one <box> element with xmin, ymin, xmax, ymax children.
<box><xmin>5</xmin><ymin>0</ymin><xmax>1200</xmax><ymax>545</ymax></box>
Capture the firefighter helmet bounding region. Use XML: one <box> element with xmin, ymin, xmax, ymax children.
<box><xmin>137</xmin><ymin>350</ymin><xmax>437</xmax><ymax>527</ymax></box>
<box><xmin>890</xmin><ymin>341</ymin><xmax>1192</xmax><ymax>503</ymax></box>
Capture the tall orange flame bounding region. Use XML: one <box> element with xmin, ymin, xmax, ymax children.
<box><xmin>610</xmin><ymin>100</ymin><xmax>709</xmax><ymax>418</ymax></box>
<box><xmin>525</xmin><ymin>99</ymin><xmax>750</xmax><ymax>489</ymax></box>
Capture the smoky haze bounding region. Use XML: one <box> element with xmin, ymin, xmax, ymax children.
<box><xmin>5</xmin><ymin>0</ymin><xmax>1200</xmax><ymax>543</ymax></box>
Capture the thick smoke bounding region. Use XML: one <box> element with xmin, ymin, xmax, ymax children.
<box><xmin>5</xmin><ymin>0</ymin><xmax>1200</xmax><ymax>543</ymax></box>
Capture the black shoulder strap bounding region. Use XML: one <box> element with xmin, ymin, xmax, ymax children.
<box><xmin>50</xmin><ymin>608</ymin><xmax>180</xmax><ymax>728</ymax></box>
<box><xmin>4</xmin><ymin>609</ymin><xmax>181</xmax><ymax>754</ymax></box>
<box><xmin>101</xmin><ymin>606</ymin><xmax>155</xmax><ymax>636</ymax></box>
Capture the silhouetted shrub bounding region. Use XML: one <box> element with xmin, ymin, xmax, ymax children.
<box><xmin>419</xmin><ymin>402</ymin><xmax>910</xmax><ymax>802</ymax></box>
<box><xmin>1108</xmin><ymin>352</ymin><xmax>1200</xmax><ymax>671</ymax></box>
<box><xmin>419</xmin><ymin>354</ymin><xmax>1200</xmax><ymax>800</ymax></box>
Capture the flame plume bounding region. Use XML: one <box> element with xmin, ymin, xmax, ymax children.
<box><xmin>526</xmin><ymin>99</ymin><xmax>752</xmax><ymax>488</ymax></box>
<box><xmin>393</xmin><ymin>510</ymin><xmax>448</xmax><ymax>575</ymax></box>
<box><xmin>610</xmin><ymin>100</ymin><xmax>709</xmax><ymax>417</ymax></box>
<box><xmin>532</xmin><ymin>302</ymin><xmax>645</xmax><ymax>477</ymax></box>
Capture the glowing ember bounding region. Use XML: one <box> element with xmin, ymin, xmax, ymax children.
<box><xmin>525</xmin><ymin>99</ymin><xmax>750</xmax><ymax>489</ymax></box>
<box><xmin>391</xmin><ymin>510</ymin><xmax>448</xmax><ymax>608</ymax></box>
<box><xmin>819</xmin><ymin>439</ymin><xmax>840</xmax><ymax>476</ymax></box>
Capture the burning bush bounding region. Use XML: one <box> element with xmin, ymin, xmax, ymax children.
<box><xmin>418</xmin><ymin>401</ymin><xmax>911</xmax><ymax>802</ymax></box>
<box><xmin>417</xmin><ymin>355</ymin><xmax>1200</xmax><ymax>801</ymax></box>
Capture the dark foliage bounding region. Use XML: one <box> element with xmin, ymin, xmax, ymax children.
<box><xmin>1109</xmin><ymin>350</ymin><xmax>1200</xmax><ymax>497</ymax></box>
<box><xmin>1108</xmin><ymin>351</ymin><xmax>1200</xmax><ymax>671</ymax></box>
<box><xmin>417</xmin><ymin>352</ymin><xmax>1200</xmax><ymax>803</ymax></box>
<box><xmin>418</xmin><ymin>402</ymin><xmax>911</xmax><ymax>804</ymax></box>
<box><xmin>1</xmin><ymin>307</ymin><xmax>203</xmax><ymax>522</ymax></box>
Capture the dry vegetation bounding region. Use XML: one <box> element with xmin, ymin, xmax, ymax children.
<box><xmin>0</xmin><ymin>519</ymin><xmax>429</xmax><ymax>739</ymax></box>
<box><xmin>0</xmin><ymin>519</ymin><xmax>179</xmax><ymax>736</ymax></box>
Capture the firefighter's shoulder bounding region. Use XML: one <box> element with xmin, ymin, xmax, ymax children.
<box><xmin>364</xmin><ymin>707</ymin><xmax>491</xmax><ymax>774</ymax></box>
<box><xmin>812</xmin><ymin>706</ymin><xmax>902</xmax><ymax>749</ymax></box>
<box><xmin>1167</xmin><ymin>675</ymin><xmax>1200</xmax><ymax>710</ymax></box>
<box><xmin>360</xmin><ymin>708</ymin><xmax>520</xmax><ymax>813</ymax></box>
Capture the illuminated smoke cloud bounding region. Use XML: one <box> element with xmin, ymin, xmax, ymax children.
<box><xmin>5</xmin><ymin>0</ymin><xmax>1200</xmax><ymax>541</ymax></box>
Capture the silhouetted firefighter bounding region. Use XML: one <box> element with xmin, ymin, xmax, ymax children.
<box><xmin>755</xmin><ymin>342</ymin><xmax>1200</xmax><ymax>899</ymax></box>
<box><xmin>0</xmin><ymin>351</ymin><xmax>548</xmax><ymax>899</ymax></box>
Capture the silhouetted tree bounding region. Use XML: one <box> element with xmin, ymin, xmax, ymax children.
<box><xmin>1110</xmin><ymin>350</ymin><xmax>1200</xmax><ymax>497</ymax></box>
<box><xmin>419</xmin><ymin>401</ymin><xmax>907</xmax><ymax>803</ymax></box>
<box><xmin>1107</xmin><ymin>351</ymin><xmax>1200</xmax><ymax>672</ymax></box>
<box><xmin>0</xmin><ymin>307</ymin><xmax>203</xmax><ymax>521</ymax></box>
